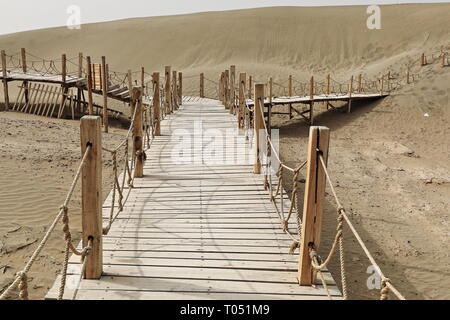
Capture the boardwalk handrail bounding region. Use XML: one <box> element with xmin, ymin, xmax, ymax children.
<box><xmin>0</xmin><ymin>63</ymin><xmax>184</xmax><ymax>300</ymax></box>
<box><xmin>250</xmin><ymin>91</ymin><xmax>406</xmax><ymax>300</ymax></box>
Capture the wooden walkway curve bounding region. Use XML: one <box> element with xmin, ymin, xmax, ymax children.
<box><xmin>46</xmin><ymin>98</ymin><xmax>342</xmax><ymax>300</ymax></box>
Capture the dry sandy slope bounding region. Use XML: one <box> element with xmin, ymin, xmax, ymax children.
<box><xmin>0</xmin><ymin>4</ymin><xmax>449</xmax><ymax>299</ymax></box>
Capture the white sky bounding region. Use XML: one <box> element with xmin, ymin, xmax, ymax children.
<box><xmin>0</xmin><ymin>0</ymin><xmax>448</xmax><ymax>35</ymax></box>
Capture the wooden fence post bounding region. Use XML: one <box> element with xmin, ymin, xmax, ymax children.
<box><xmin>268</xmin><ymin>77</ymin><xmax>273</xmax><ymax>132</ymax></box>
<box><xmin>178</xmin><ymin>72</ymin><xmax>183</xmax><ymax>105</ymax></box>
<box><xmin>200</xmin><ymin>73</ymin><xmax>205</xmax><ymax>98</ymax></box>
<box><xmin>298</xmin><ymin>126</ymin><xmax>330</xmax><ymax>286</ymax></box>
<box><xmin>165</xmin><ymin>66</ymin><xmax>172</xmax><ymax>114</ymax></box>
<box><xmin>420</xmin><ymin>53</ymin><xmax>426</xmax><ymax>66</ymax></box>
<box><xmin>153</xmin><ymin>72</ymin><xmax>161</xmax><ymax>136</ymax></box>
<box><xmin>348</xmin><ymin>75</ymin><xmax>353</xmax><ymax>113</ymax></box>
<box><xmin>248</xmin><ymin>76</ymin><xmax>253</xmax><ymax>100</ymax></box>
<box><xmin>21</xmin><ymin>48</ymin><xmax>29</xmax><ymax>104</ymax></box>
<box><xmin>310</xmin><ymin>76</ymin><xmax>315</xmax><ymax>125</ymax></box>
<box><xmin>80</xmin><ymin>115</ymin><xmax>103</xmax><ymax>279</ymax></box>
<box><xmin>239</xmin><ymin>73</ymin><xmax>246</xmax><ymax>129</ymax></box>
<box><xmin>101</xmin><ymin>56</ymin><xmax>109</xmax><ymax>133</ymax></box>
<box><xmin>358</xmin><ymin>74</ymin><xmax>362</xmax><ymax>93</ymax></box>
<box><xmin>380</xmin><ymin>74</ymin><xmax>384</xmax><ymax>95</ymax></box>
<box><xmin>132</xmin><ymin>87</ymin><xmax>144</xmax><ymax>178</ymax></box>
<box><xmin>173</xmin><ymin>70</ymin><xmax>178</xmax><ymax>110</ymax></box>
<box><xmin>219</xmin><ymin>72</ymin><xmax>224</xmax><ymax>103</ymax></box>
<box><xmin>289</xmin><ymin>75</ymin><xmax>293</xmax><ymax>119</ymax></box>
<box><xmin>230</xmin><ymin>65</ymin><xmax>236</xmax><ymax>114</ymax></box>
<box><xmin>326</xmin><ymin>74</ymin><xmax>331</xmax><ymax>95</ymax></box>
<box><xmin>442</xmin><ymin>53</ymin><xmax>447</xmax><ymax>68</ymax></box>
<box><xmin>86</xmin><ymin>56</ymin><xmax>94</xmax><ymax>115</ymax></box>
<box><xmin>254</xmin><ymin>83</ymin><xmax>265</xmax><ymax>174</ymax></box>
<box><xmin>406</xmin><ymin>68</ymin><xmax>410</xmax><ymax>84</ymax></box>
<box><xmin>1</xmin><ymin>50</ymin><xmax>9</xmax><ymax>110</ymax></box>
<box><xmin>77</xmin><ymin>52</ymin><xmax>83</xmax><ymax>113</ymax></box>
<box><xmin>224</xmin><ymin>69</ymin><xmax>230</xmax><ymax>110</ymax></box>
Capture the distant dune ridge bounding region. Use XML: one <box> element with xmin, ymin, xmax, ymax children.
<box><xmin>0</xmin><ymin>3</ymin><xmax>449</xmax><ymax>80</ymax></box>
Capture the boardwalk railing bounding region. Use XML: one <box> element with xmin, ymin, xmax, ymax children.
<box><xmin>216</xmin><ymin>72</ymin><xmax>407</xmax><ymax>299</ymax></box>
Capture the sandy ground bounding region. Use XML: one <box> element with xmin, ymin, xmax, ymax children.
<box><xmin>0</xmin><ymin>112</ymin><xmax>127</xmax><ymax>299</ymax></box>
<box><xmin>0</xmin><ymin>3</ymin><xmax>449</xmax><ymax>300</ymax></box>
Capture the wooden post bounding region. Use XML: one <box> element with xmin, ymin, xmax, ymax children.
<box><xmin>254</xmin><ymin>84</ymin><xmax>265</xmax><ymax>174</ymax></box>
<box><xmin>1</xmin><ymin>50</ymin><xmax>9</xmax><ymax>110</ymax></box>
<box><xmin>348</xmin><ymin>75</ymin><xmax>353</xmax><ymax>113</ymax></box>
<box><xmin>326</xmin><ymin>74</ymin><xmax>331</xmax><ymax>95</ymax></box>
<box><xmin>230</xmin><ymin>66</ymin><xmax>236</xmax><ymax>115</ymax></box>
<box><xmin>298</xmin><ymin>126</ymin><xmax>330</xmax><ymax>286</ymax></box>
<box><xmin>80</xmin><ymin>116</ymin><xmax>103</xmax><ymax>279</ymax></box>
<box><xmin>173</xmin><ymin>70</ymin><xmax>178</xmax><ymax>110</ymax></box>
<box><xmin>131</xmin><ymin>87</ymin><xmax>144</xmax><ymax>178</ymax></box>
<box><xmin>310</xmin><ymin>76</ymin><xmax>314</xmax><ymax>125</ymax></box>
<box><xmin>86</xmin><ymin>56</ymin><xmax>94</xmax><ymax>115</ymax></box>
<box><xmin>380</xmin><ymin>74</ymin><xmax>384</xmax><ymax>95</ymax></box>
<box><xmin>406</xmin><ymin>68</ymin><xmax>410</xmax><ymax>84</ymax></box>
<box><xmin>200</xmin><ymin>73</ymin><xmax>205</xmax><ymax>98</ymax></box>
<box><xmin>101</xmin><ymin>56</ymin><xmax>109</xmax><ymax>133</ymax></box>
<box><xmin>289</xmin><ymin>75</ymin><xmax>293</xmax><ymax>119</ymax></box>
<box><xmin>219</xmin><ymin>72</ymin><xmax>224</xmax><ymax>103</ymax></box>
<box><xmin>224</xmin><ymin>70</ymin><xmax>229</xmax><ymax>109</ymax></box>
<box><xmin>21</xmin><ymin>48</ymin><xmax>29</xmax><ymax>104</ymax></box>
<box><xmin>268</xmin><ymin>77</ymin><xmax>273</xmax><ymax>132</ymax></box>
<box><xmin>442</xmin><ymin>53</ymin><xmax>447</xmax><ymax>68</ymax></box>
<box><xmin>238</xmin><ymin>73</ymin><xmax>246</xmax><ymax>129</ymax></box>
<box><xmin>77</xmin><ymin>52</ymin><xmax>83</xmax><ymax>113</ymax></box>
<box><xmin>165</xmin><ymin>66</ymin><xmax>172</xmax><ymax>114</ymax></box>
<box><xmin>153</xmin><ymin>72</ymin><xmax>161</xmax><ymax>136</ymax></box>
<box><xmin>358</xmin><ymin>74</ymin><xmax>362</xmax><ymax>93</ymax></box>
<box><xmin>421</xmin><ymin>53</ymin><xmax>426</xmax><ymax>66</ymax></box>
<box><xmin>178</xmin><ymin>72</ymin><xmax>183</xmax><ymax>105</ymax></box>
<box><xmin>248</xmin><ymin>76</ymin><xmax>253</xmax><ymax>100</ymax></box>
<box><xmin>61</xmin><ymin>54</ymin><xmax>67</xmax><ymax>83</ymax></box>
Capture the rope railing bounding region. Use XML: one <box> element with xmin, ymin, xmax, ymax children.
<box><xmin>0</xmin><ymin>146</ymin><xmax>93</xmax><ymax>301</ymax></box>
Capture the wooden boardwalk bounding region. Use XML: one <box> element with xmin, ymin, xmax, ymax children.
<box><xmin>46</xmin><ymin>98</ymin><xmax>342</xmax><ymax>300</ymax></box>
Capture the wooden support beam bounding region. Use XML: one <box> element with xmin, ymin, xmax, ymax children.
<box><xmin>77</xmin><ymin>53</ymin><xmax>83</xmax><ymax>114</ymax></box>
<box><xmin>86</xmin><ymin>56</ymin><xmax>94</xmax><ymax>115</ymax></box>
<box><xmin>101</xmin><ymin>56</ymin><xmax>109</xmax><ymax>133</ymax></box>
<box><xmin>254</xmin><ymin>83</ymin><xmax>265</xmax><ymax>174</ymax></box>
<box><xmin>132</xmin><ymin>87</ymin><xmax>144</xmax><ymax>178</ymax></box>
<box><xmin>298</xmin><ymin>126</ymin><xmax>330</xmax><ymax>286</ymax></box>
<box><xmin>239</xmin><ymin>73</ymin><xmax>246</xmax><ymax>129</ymax></box>
<box><xmin>200</xmin><ymin>73</ymin><xmax>205</xmax><ymax>98</ymax></box>
<box><xmin>80</xmin><ymin>115</ymin><xmax>103</xmax><ymax>279</ymax></box>
<box><xmin>165</xmin><ymin>66</ymin><xmax>172</xmax><ymax>114</ymax></box>
<box><xmin>153</xmin><ymin>72</ymin><xmax>161</xmax><ymax>136</ymax></box>
<box><xmin>21</xmin><ymin>48</ymin><xmax>29</xmax><ymax>104</ymax></box>
<box><xmin>1</xmin><ymin>50</ymin><xmax>9</xmax><ymax>110</ymax></box>
<box><xmin>288</xmin><ymin>75</ymin><xmax>293</xmax><ymax>97</ymax></box>
<box><xmin>230</xmin><ymin>66</ymin><xmax>236</xmax><ymax>115</ymax></box>
<box><xmin>380</xmin><ymin>74</ymin><xmax>384</xmax><ymax>95</ymax></box>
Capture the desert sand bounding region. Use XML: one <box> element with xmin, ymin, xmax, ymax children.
<box><xmin>0</xmin><ymin>3</ymin><xmax>449</xmax><ymax>299</ymax></box>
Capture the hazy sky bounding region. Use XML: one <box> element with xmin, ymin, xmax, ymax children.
<box><xmin>0</xmin><ymin>0</ymin><xmax>448</xmax><ymax>35</ymax></box>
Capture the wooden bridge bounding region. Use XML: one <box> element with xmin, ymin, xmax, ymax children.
<box><xmin>1</xmin><ymin>51</ymin><xmax>411</xmax><ymax>301</ymax></box>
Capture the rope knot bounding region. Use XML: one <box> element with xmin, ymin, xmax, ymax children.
<box><xmin>380</xmin><ymin>278</ymin><xmax>391</xmax><ymax>300</ymax></box>
<box><xmin>289</xmin><ymin>241</ymin><xmax>300</xmax><ymax>255</ymax></box>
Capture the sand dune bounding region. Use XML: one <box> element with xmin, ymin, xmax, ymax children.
<box><xmin>0</xmin><ymin>4</ymin><xmax>449</xmax><ymax>300</ymax></box>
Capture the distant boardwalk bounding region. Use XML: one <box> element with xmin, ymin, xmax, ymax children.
<box><xmin>46</xmin><ymin>99</ymin><xmax>341</xmax><ymax>300</ymax></box>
